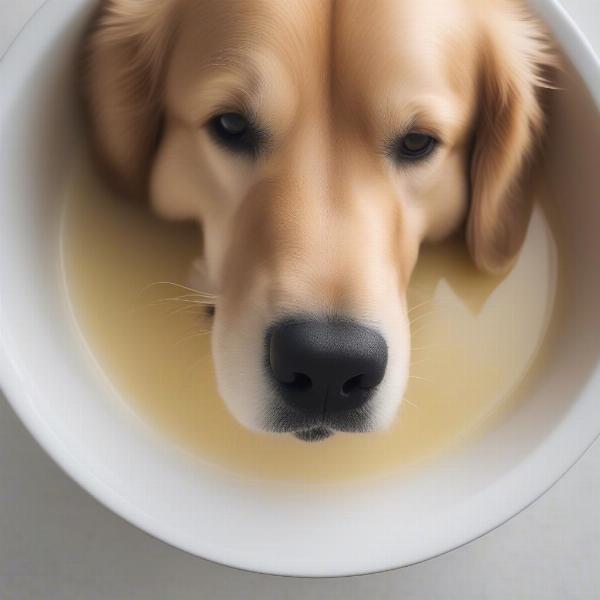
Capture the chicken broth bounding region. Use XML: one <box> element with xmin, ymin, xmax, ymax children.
<box><xmin>61</xmin><ymin>161</ymin><xmax>561</xmax><ymax>482</ymax></box>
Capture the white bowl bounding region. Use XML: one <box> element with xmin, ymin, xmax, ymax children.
<box><xmin>1</xmin><ymin>0</ymin><xmax>600</xmax><ymax>577</ymax></box>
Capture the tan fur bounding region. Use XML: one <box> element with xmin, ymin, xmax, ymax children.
<box><xmin>81</xmin><ymin>0</ymin><xmax>554</xmax><ymax>431</ymax></box>
<box><xmin>81</xmin><ymin>0</ymin><xmax>181</xmax><ymax>198</ymax></box>
<box><xmin>467</xmin><ymin>0</ymin><xmax>555</xmax><ymax>272</ymax></box>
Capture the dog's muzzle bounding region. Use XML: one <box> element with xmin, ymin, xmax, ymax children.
<box><xmin>266</xmin><ymin>318</ymin><xmax>388</xmax><ymax>441</ymax></box>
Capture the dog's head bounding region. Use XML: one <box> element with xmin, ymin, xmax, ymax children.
<box><xmin>83</xmin><ymin>0</ymin><xmax>553</xmax><ymax>441</ymax></box>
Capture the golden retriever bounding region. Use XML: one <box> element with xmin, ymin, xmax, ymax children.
<box><xmin>81</xmin><ymin>0</ymin><xmax>553</xmax><ymax>441</ymax></box>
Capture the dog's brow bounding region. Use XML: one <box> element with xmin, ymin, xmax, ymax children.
<box><xmin>178</xmin><ymin>51</ymin><xmax>298</xmax><ymax>128</ymax></box>
<box><xmin>175</xmin><ymin>65</ymin><xmax>265</xmax><ymax>124</ymax></box>
<box><xmin>379</xmin><ymin>96</ymin><xmax>467</xmax><ymax>142</ymax></box>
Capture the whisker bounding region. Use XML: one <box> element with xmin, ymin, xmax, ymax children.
<box><xmin>409</xmin><ymin>305</ymin><xmax>457</xmax><ymax>326</ymax></box>
<box><xmin>174</xmin><ymin>330</ymin><xmax>211</xmax><ymax>347</ymax></box>
<box><xmin>407</xmin><ymin>299</ymin><xmax>434</xmax><ymax>314</ymax></box>
<box><xmin>133</xmin><ymin>298</ymin><xmax>215</xmax><ymax>315</ymax></box>
<box><xmin>411</xmin><ymin>344</ymin><xmax>443</xmax><ymax>351</ymax></box>
<box><xmin>128</xmin><ymin>299</ymin><xmax>213</xmax><ymax>317</ymax></box>
<box><xmin>409</xmin><ymin>313</ymin><xmax>438</xmax><ymax>324</ymax></box>
<box><xmin>410</xmin><ymin>325</ymin><xmax>440</xmax><ymax>337</ymax></box>
<box><xmin>162</xmin><ymin>293</ymin><xmax>214</xmax><ymax>301</ymax></box>
<box><xmin>140</xmin><ymin>281</ymin><xmax>215</xmax><ymax>297</ymax></box>
<box><xmin>164</xmin><ymin>303</ymin><xmax>211</xmax><ymax>318</ymax></box>
<box><xmin>149</xmin><ymin>296</ymin><xmax>216</xmax><ymax>306</ymax></box>
<box><xmin>403</xmin><ymin>398</ymin><xmax>418</xmax><ymax>409</ymax></box>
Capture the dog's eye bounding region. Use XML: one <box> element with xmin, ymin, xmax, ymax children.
<box><xmin>208</xmin><ymin>113</ymin><xmax>263</xmax><ymax>156</ymax></box>
<box><xmin>394</xmin><ymin>132</ymin><xmax>437</xmax><ymax>161</ymax></box>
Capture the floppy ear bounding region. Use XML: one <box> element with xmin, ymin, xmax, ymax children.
<box><xmin>467</xmin><ymin>4</ymin><xmax>555</xmax><ymax>273</ymax></box>
<box><xmin>81</xmin><ymin>0</ymin><xmax>179</xmax><ymax>198</ymax></box>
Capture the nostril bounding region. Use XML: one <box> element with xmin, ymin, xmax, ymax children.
<box><xmin>282</xmin><ymin>372</ymin><xmax>312</xmax><ymax>392</ymax></box>
<box><xmin>341</xmin><ymin>374</ymin><xmax>367</xmax><ymax>396</ymax></box>
<box><xmin>267</xmin><ymin>318</ymin><xmax>388</xmax><ymax>416</ymax></box>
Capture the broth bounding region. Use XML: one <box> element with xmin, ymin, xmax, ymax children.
<box><xmin>61</xmin><ymin>161</ymin><xmax>560</xmax><ymax>482</ymax></box>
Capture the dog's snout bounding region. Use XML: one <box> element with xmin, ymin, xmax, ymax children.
<box><xmin>268</xmin><ymin>319</ymin><xmax>388</xmax><ymax>416</ymax></box>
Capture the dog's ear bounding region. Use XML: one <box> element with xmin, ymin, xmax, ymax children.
<box><xmin>81</xmin><ymin>0</ymin><xmax>179</xmax><ymax>198</ymax></box>
<box><xmin>467</xmin><ymin>4</ymin><xmax>555</xmax><ymax>273</ymax></box>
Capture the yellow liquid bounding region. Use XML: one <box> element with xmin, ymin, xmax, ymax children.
<box><xmin>62</xmin><ymin>162</ymin><xmax>560</xmax><ymax>482</ymax></box>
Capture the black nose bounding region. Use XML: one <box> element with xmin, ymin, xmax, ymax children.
<box><xmin>268</xmin><ymin>319</ymin><xmax>388</xmax><ymax>416</ymax></box>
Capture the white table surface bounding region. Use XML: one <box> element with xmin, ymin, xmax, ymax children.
<box><xmin>1</xmin><ymin>1</ymin><xmax>600</xmax><ymax>598</ymax></box>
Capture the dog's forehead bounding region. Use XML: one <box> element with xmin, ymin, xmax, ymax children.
<box><xmin>170</xmin><ymin>0</ymin><xmax>478</xmax><ymax>104</ymax></box>
<box><xmin>167</xmin><ymin>0</ymin><xmax>329</xmax><ymax>122</ymax></box>
<box><xmin>173</xmin><ymin>0</ymin><xmax>329</xmax><ymax>77</ymax></box>
<box><xmin>333</xmin><ymin>0</ymin><xmax>478</xmax><ymax>97</ymax></box>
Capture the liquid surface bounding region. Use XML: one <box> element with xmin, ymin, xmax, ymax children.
<box><xmin>62</xmin><ymin>163</ymin><xmax>560</xmax><ymax>482</ymax></box>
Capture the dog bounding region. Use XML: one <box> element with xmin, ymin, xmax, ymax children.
<box><xmin>81</xmin><ymin>0</ymin><xmax>554</xmax><ymax>442</ymax></box>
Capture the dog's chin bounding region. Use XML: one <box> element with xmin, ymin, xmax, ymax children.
<box><xmin>293</xmin><ymin>427</ymin><xmax>333</xmax><ymax>442</ymax></box>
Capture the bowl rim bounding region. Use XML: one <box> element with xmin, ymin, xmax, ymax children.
<box><xmin>1</xmin><ymin>0</ymin><xmax>600</xmax><ymax>577</ymax></box>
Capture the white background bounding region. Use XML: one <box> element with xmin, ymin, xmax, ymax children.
<box><xmin>1</xmin><ymin>1</ymin><xmax>599</xmax><ymax>598</ymax></box>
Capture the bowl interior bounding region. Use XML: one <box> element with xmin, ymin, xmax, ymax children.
<box><xmin>1</xmin><ymin>0</ymin><xmax>600</xmax><ymax>577</ymax></box>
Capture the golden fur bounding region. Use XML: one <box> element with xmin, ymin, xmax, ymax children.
<box><xmin>81</xmin><ymin>0</ymin><xmax>554</xmax><ymax>432</ymax></box>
